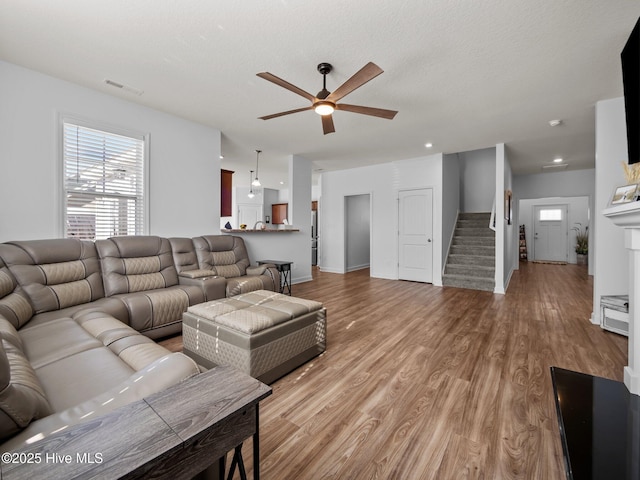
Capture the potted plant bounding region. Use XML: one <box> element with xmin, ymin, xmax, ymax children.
<box><xmin>572</xmin><ymin>223</ymin><xmax>588</xmax><ymax>265</ymax></box>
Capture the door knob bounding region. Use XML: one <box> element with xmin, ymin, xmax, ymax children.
<box><xmin>427</xmin><ymin>239</ymin><xmax>432</xmax><ymax>243</ymax></box>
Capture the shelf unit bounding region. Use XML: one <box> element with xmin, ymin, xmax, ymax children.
<box><xmin>519</xmin><ymin>225</ymin><xmax>528</xmax><ymax>260</ymax></box>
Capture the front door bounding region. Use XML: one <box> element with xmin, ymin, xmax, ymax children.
<box><xmin>533</xmin><ymin>204</ymin><xmax>568</xmax><ymax>262</ymax></box>
<box><xmin>398</xmin><ymin>188</ymin><xmax>433</xmax><ymax>283</ymax></box>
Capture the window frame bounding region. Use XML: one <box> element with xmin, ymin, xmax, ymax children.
<box><xmin>59</xmin><ymin>113</ymin><xmax>150</xmax><ymax>240</ymax></box>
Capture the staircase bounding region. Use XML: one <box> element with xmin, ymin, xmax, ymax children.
<box><xmin>443</xmin><ymin>212</ymin><xmax>495</xmax><ymax>292</ymax></box>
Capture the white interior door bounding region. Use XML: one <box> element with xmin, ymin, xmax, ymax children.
<box><xmin>398</xmin><ymin>189</ymin><xmax>433</xmax><ymax>282</ymax></box>
<box><xmin>533</xmin><ymin>204</ymin><xmax>568</xmax><ymax>262</ymax></box>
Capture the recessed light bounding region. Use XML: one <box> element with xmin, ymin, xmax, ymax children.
<box><xmin>219</xmin><ymin>155</ymin><xmax>224</xmax><ymax>159</ymax></box>
<box><xmin>549</xmin><ymin>119</ymin><xmax>562</xmax><ymax>127</ymax></box>
<box><xmin>279</xmin><ymin>181</ymin><xmax>284</xmax><ymax>185</ymax></box>
<box><xmin>425</xmin><ymin>143</ymin><xmax>433</xmax><ymax>148</ymax></box>
<box><xmin>553</xmin><ymin>157</ymin><xmax>563</xmax><ymax>163</ymax></box>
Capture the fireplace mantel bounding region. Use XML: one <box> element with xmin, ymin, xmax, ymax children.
<box><xmin>603</xmin><ymin>201</ymin><xmax>640</xmax><ymax>227</ymax></box>
<box><xmin>604</xmin><ymin>201</ymin><xmax>640</xmax><ymax>395</ymax></box>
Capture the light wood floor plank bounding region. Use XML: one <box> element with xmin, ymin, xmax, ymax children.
<box><xmin>160</xmin><ymin>262</ymin><xmax>627</xmax><ymax>479</ymax></box>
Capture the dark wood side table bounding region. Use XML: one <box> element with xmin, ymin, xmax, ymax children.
<box><xmin>1</xmin><ymin>365</ymin><xmax>271</xmax><ymax>480</ymax></box>
<box><xmin>257</xmin><ymin>260</ymin><xmax>292</xmax><ymax>295</ymax></box>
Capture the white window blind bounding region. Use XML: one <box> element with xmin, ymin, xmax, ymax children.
<box><xmin>62</xmin><ymin>120</ymin><xmax>146</xmax><ymax>240</ymax></box>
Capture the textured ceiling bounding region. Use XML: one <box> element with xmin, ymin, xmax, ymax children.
<box><xmin>1</xmin><ymin>1</ymin><xmax>639</xmax><ymax>189</ymax></box>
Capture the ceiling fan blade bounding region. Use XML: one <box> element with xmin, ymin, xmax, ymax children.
<box><xmin>326</xmin><ymin>62</ymin><xmax>384</xmax><ymax>103</ymax></box>
<box><xmin>257</xmin><ymin>72</ymin><xmax>316</xmax><ymax>102</ymax></box>
<box><xmin>336</xmin><ymin>103</ymin><xmax>398</xmax><ymax>120</ymax></box>
<box><xmin>321</xmin><ymin>114</ymin><xmax>335</xmax><ymax>135</ymax></box>
<box><xmin>259</xmin><ymin>106</ymin><xmax>313</xmax><ymax>120</ymax></box>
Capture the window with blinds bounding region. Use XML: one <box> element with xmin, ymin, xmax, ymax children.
<box><xmin>62</xmin><ymin>119</ymin><xmax>147</xmax><ymax>240</ymax></box>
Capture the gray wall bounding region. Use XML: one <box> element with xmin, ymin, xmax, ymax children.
<box><xmin>459</xmin><ymin>147</ymin><xmax>496</xmax><ymax>212</ymax></box>
<box><xmin>345</xmin><ymin>194</ymin><xmax>371</xmax><ymax>271</ymax></box>
<box><xmin>514</xmin><ymin>169</ymin><xmax>595</xmax><ymax>200</ymax></box>
<box><xmin>442</xmin><ymin>153</ymin><xmax>460</xmax><ymax>264</ymax></box>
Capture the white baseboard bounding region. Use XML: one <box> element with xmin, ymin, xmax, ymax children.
<box><xmin>346</xmin><ymin>264</ymin><xmax>370</xmax><ymax>273</ymax></box>
<box><xmin>291</xmin><ymin>275</ymin><xmax>313</xmax><ymax>285</ymax></box>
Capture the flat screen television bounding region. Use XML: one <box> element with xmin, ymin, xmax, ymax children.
<box><xmin>622</xmin><ymin>17</ymin><xmax>640</xmax><ymax>164</ymax></box>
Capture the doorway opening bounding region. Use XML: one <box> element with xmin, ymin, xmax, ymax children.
<box><xmin>344</xmin><ymin>194</ymin><xmax>371</xmax><ymax>272</ymax></box>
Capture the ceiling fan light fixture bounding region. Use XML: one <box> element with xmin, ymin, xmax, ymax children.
<box><xmin>314</xmin><ymin>102</ymin><xmax>335</xmax><ymax>116</ymax></box>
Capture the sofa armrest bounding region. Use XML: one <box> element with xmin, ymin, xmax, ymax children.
<box><xmin>246</xmin><ymin>264</ymin><xmax>270</xmax><ymax>276</ymax></box>
<box><xmin>246</xmin><ymin>265</ymin><xmax>280</xmax><ymax>291</ymax></box>
<box><xmin>178</xmin><ymin>275</ymin><xmax>226</xmax><ymax>302</ymax></box>
<box><xmin>178</xmin><ymin>269</ymin><xmax>216</xmax><ymax>279</ymax></box>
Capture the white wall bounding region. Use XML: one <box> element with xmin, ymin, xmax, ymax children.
<box><xmin>0</xmin><ymin>61</ymin><xmax>221</xmax><ymax>241</ymax></box>
<box><xmin>593</xmin><ymin>97</ymin><xmax>630</xmax><ymax>325</ymax></box>
<box><xmin>320</xmin><ymin>154</ymin><xmax>444</xmax><ymax>284</ymax></box>
<box><xmin>320</xmin><ymin>163</ymin><xmax>396</xmax><ymax>278</ymax></box>
<box><xmin>459</xmin><ymin>147</ymin><xmax>497</xmax><ymax>212</ymax></box>
<box><xmin>519</xmin><ymin>197</ymin><xmax>590</xmax><ymax>264</ymax></box>
<box><xmin>345</xmin><ymin>194</ymin><xmax>371</xmax><ymax>271</ymax></box>
<box><xmin>442</xmin><ymin>153</ymin><xmax>460</xmax><ymax>265</ymax></box>
<box><xmin>495</xmin><ymin>144</ymin><xmax>515</xmax><ymax>294</ymax></box>
<box><xmin>502</xmin><ymin>145</ymin><xmax>517</xmax><ymax>290</ymax></box>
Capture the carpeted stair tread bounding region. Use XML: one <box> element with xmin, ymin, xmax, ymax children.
<box><xmin>442</xmin><ymin>274</ymin><xmax>495</xmax><ymax>292</ymax></box>
<box><xmin>445</xmin><ymin>264</ymin><xmax>494</xmax><ymax>278</ymax></box>
<box><xmin>447</xmin><ymin>254</ymin><xmax>495</xmax><ymax>267</ymax></box>
<box><xmin>452</xmin><ymin>236</ymin><xmax>495</xmax><ymax>246</ymax></box>
<box><xmin>450</xmin><ymin>245</ymin><xmax>495</xmax><ymax>257</ymax></box>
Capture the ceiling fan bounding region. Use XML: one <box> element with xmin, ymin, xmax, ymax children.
<box><xmin>257</xmin><ymin>62</ymin><xmax>398</xmax><ymax>135</ymax></box>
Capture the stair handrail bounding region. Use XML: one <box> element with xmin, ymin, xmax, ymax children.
<box><xmin>489</xmin><ymin>196</ymin><xmax>496</xmax><ymax>232</ymax></box>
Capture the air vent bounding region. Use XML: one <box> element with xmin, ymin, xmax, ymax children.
<box><xmin>103</xmin><ymin>79</ymin><xmax>143</xmax><ymax>96</ymax></box>
<box><xmin>542</xmin><ymin>164</ymin><xmax>568</xmax><ymax>170</ymax></box>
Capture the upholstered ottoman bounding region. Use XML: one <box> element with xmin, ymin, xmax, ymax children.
<box><xmin>182</xmin><ymin>290</ymin><xmax>326</xmax><ymax>384</ymax></box>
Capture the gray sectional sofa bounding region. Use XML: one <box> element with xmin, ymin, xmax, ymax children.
<box><xmin>0</xmin><ymin>234</ymin><xmax>278</xmax><ymax>451</ymax></box>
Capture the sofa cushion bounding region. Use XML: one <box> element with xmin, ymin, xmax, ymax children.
<box><xmin>0</xmin><ymin>338</ymin><xmax>52</xmax><ymax>442</ymax></box>
<box><xmin>169</xmin><ymin>237</ymin><xmax>201</xmax><ymax>274</ymax></box>
<box><xmin>36</xmin><ymin>347</ymin><xmax>138</xmax><ymax>412</ymax></box>
<box><xmin>23</xmin><ymin>296</ymin><xmax>129</xmax><ymax>329</ymax></box>
<box><xmin>193</xmin><ymin>235</ymin><xmax>250</xmax><ymax>278</ymax></box>
<box><xmin>19</xmin><ymin>318</ymin><xmax>103</xmax><ymax>370</ymax></box>
<box><xmin>0</xmin><ymin>240</ymin><xmax>105</xmax><ymax>315</ymax></box>
<box><xmin>0</xmin><ymin>260</ymin><xmax>32</xmax><ymax>330</ymax></box>
<box><xmin>96</xmin><ymin>236</ymin><xmax>179</xmax><ymax>296</ymax></box>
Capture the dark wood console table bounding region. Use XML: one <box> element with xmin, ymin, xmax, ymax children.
<box><xmin>1</xmin><ymin>365</ymin><xmax>271</xmax><ymax>480</ymax></box>
<box><xmin>551</xmin><ymin>366</ymin><xmax>640</xmax><ymax>480</ymax></box>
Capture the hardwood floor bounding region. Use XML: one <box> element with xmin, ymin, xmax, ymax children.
<box><xmin>160</xmin><ymin>262</ymin><xmax>628</xmax><ymax>479</ymax></box>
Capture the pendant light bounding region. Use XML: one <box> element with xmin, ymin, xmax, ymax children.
<box><xmin>248</xmin><ymin>170</ymin><xmax>255</xmax><ymax>199</ymax></box>
<box><xmin>252</xmin><ymin>150</ymin><xmax>262</xmax><ymax>187</ymax></box>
